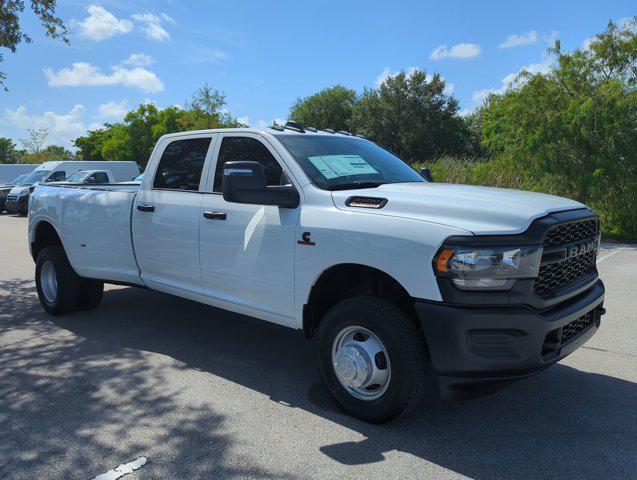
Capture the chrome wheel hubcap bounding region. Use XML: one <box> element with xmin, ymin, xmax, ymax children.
<box><xmin>332</xmin><ymin>326</ymin><xmax>391</xmax><ymax>401</ymax></box>
<box><xmin>40</xmin><ymin>261</ymin><xmax>58</xmax><ymax>304</ymax></box>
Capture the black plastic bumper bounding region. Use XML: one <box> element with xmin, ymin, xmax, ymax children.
<box><xmin>5</xmin><ymin>195</ymin><xmax>28</xmax><ymax>214</ymax></box>
<box><xmin>416</xmin><ymin>280</ymin><xmax>605</xmax><ymax>400</ymax></box>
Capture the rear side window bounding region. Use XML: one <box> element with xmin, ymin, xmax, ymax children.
<box><xmin>154</xmin><ymin>138</ymin><xmax>211</xmax><ymax>191</ymax></box>
<box><xmin>92</xmin><ymin>172</ymin><xmax>110</xmax><ymax>183</ymax></box>
<box><xmin>213</xmin><ymin>137</ymin><xmax>283</xmax><ymax>192</ymax></box>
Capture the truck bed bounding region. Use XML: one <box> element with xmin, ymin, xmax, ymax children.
<box><xmin>29</xmin><ymin>184</ymin><xmax>143</xmax><ymax>285</ymax></box>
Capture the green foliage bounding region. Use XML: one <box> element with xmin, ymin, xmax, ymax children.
<box><xmin>350</xmin><ymin>70</ymin><xmax>473</xmax><ymax>163</ymax></box>
<box><xmin>289</xmin><ymin>85</ymin><xmax>357</xmax><ymax>131</ymax></box>
<box><xmin>0</xmin><ymin>0</ymin><xmax>68</xmax><ymax>90</ymax></box>
<box><xmin>74</xmin><ymin>85</ymin><xmax>243</xmax><ymax>168</ymax></box>
<box><xmin>0</xmin><ymin>137</ymin><xmax>22</xmax><ymax>163</ymax></box>
<box><xmin>23</xmin><ymin>144</ymin><xmax>75</xmax><ymax>164</ymax></box>
<box><xmin>480</xmin><ymin>18</ymin><xmax>637</xmax><ymax>239</ymax></box>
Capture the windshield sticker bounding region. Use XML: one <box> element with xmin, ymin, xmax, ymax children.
<box><xmin>308</xmin><ymin>155</ymin><xmax>379</xmax><ymax>179</ymax></box>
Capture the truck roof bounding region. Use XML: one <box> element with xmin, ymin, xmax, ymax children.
<box><xmin>34</xmin><ymin>160</ymin><xmax>138</xmax><ymax>170</ymax></box>
<box><xmin>158</xmin><ymin>125</ymin><xmax>366</xmax><ymax>141</ymax></box>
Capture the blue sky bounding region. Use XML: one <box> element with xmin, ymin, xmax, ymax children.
<box><xmin>1</xmin><ymin>0</ymin><xmax>635</xmax><ymax>150</ymax></box>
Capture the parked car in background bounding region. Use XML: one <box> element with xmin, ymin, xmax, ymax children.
<box><xmin>5</xmin><ymin>161</ymin><xmax>139</xmax><ymax>214</ymax></box>
<box><xmin>0</xmin><ymin>174</ymin><xmax>30</xmax><ymax>213</ymax></box>
<box><xmin>27</xmin><ymin>125</ymin><xmax>605</xmax><ymax>423</ymax></box>
<box><xmin>0</xmin><ymin>164</ymin><xmax>37</xmax><ymax>184</ymax></box>
<box><xmin>130</xmin><ymin>172</ymin><xmax>144</xmax><ymax>184</ymax></box>
<box><xmin>58</xmin><ymin>170</ymin><xmax>115</xmax><ymax>184</ymax></box>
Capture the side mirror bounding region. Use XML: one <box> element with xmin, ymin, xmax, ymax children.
<box><xmin>86</xmin><ymin>177</ymin><xmax>96</xmax><ymax>184</ymax></box>
<box><xmin>222</xmin><ymin>161</ymin><xmax>299</xmax><ymax>208</ymax></box>
<box><xmin>420</xmin><ymin>167</ymin><xmax>433</xmax><ymax>182</ymax></box>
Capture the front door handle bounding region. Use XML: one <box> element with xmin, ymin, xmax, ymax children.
<box><xmin>137</xmin><ymin>204</ymin><xmax>155</xmax><ymax>212</ymax></box>
<box><xmin>203</xmin><ymin>211</ymin><xmax>227</xmax><ymax>220</ymax></box>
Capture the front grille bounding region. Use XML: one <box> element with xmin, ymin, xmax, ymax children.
<box><xmin>534</xmin><ymin>249</ymin><xmax>596</xmax><ymax>295</ymax></box>
<box><xmin>534</xmin><ymin>218</ymin><xmax>599</xmax><ymax>296</ymax></box>
<box><xmin>561</xmin><ymin>310</ymin><xmax>596</xmax><ymax>342</ymax></box>
<box><xmin>543</xmin><ymin>218</ymin><xmax>598</xmax><ymax>246</ymax></box>
<box><xmin>542</xmin><ymin>308</ymin><xmax>597</xmax><ymax>357</ymax></box>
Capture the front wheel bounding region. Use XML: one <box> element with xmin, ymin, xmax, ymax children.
<box><xmin>317</xmin><ymin>296</ymin><xmax>428</xmax><ymax>423</ymax></box>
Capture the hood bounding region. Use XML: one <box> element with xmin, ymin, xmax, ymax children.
<box><xmin>331</xmin><ymin>182</ymin><xmax>585</xmax><ymax>235</ymax></box>
<box><xmin>9</xmin><ymin>185</ymin><xmax>33</xmax><ymax>195</ymax></box>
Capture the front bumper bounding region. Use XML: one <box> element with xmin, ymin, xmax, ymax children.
<box><xmin>5</xmin><ymin>194</ymin><xmax>29</xmax><ymax>214</ymax></box>
<box><xmin>416</xmin><ymin>279</ymin><xmax>605</xmax><ymax>400</ymax></box>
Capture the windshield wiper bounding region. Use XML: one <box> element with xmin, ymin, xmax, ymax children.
<box><xmin>327</xmin><ymin>181</ymin><xmax>384</xmax><ymax>191</ymax></box>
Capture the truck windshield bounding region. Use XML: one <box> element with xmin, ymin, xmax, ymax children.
<box><xmin>66</xmin><ymin>171</ymin><xmax>89</xmax><ymax>183</ymax></box>
<box><xmin>8</xmin><ymin>174</ymin><xmax>28</xmax><ymax>184</ymax></box>
<box><xmin>275</xmin><ymin>135</ymin><xmax>425</xmax><ymax>190</ymax></box>
<box><xmin>18</xmin><ymin>171</ymin><xmax>50</xmax><ymax>185</ymax></box>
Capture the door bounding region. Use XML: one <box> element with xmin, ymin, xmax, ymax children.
<box><xmin>199</xmin><ymin>133</ymin><xmax>300</xmax><ymax>319</ymax></box>
<box><xmin>133</xmin><ymin>135</ymin><xmax>215</xmax><ymax>294</ymax></box>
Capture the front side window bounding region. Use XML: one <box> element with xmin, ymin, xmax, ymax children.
<box><xmin>154</xmin><ymin>137</ymin><xmax>212</xmax><ymax>191</ymax></box>
<box><xmin>275</xmin><ymin>135</ymin><xmax>424</xmax><ymax>190</ymax></box>
<box><xmin>47</xmin><ymin>171</ymin><xmax>66</xmax><ymax>182</ymax></box>
<box><xmin>213</xmin><ymin>136</ymin><xmax>283</xmax><ymax>192</ymax></box>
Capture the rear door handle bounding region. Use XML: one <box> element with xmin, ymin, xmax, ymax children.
<box><xmin>203</xmin><ymin>211</ymin><xmax>226</xmax><ymax>220</ymax></box>
<box><xmin>137</xmin><ymin>204</ymin><xmax>155</xmax><ymax>212</ymax></box>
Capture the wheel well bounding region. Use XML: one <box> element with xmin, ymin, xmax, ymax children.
<box><xmin>32</xmin><ymin>221</ymin><xmax>62</xmax><ymax>260</ymax></box>
<box><xmin>303</xmin><ymin>264</ymin><xmax>420</xmax><ymax>338</ymax></box>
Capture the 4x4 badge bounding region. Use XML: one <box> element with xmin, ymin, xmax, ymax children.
<box><xmin>297</xmin><ymin>232</ymin><xmax>316</xmax><ymax>246</ymax></box>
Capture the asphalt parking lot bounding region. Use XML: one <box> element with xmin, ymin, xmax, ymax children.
<box><xmin>0</xmin><ymin>213</ymin><xmax>635</xmax><ymax>480</ymax></box>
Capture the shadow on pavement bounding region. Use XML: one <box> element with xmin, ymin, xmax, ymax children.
<box><xmin>0</xmin><ymin>279</ymin><xmax>294</xmax><ymax>480</ymax></box>
<box><xmin>1</xmin><ymin>280</ymin><xmax>635</xmax><ymax>479</ymax></box>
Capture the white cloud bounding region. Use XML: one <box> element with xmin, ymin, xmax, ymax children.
<box><xmin>499</xmin><ymin>30</ymin><xmax>538</xmax><ymax>49</ymax></box>
<box><xmin>472</xmin><ymin>55</ymin><xmax>553</xmax><ymax>104</ymax></box>
<box><xmin>75</xmin><ymin>5</ymin><xmax>133</xmax><ymax>41</ymax></box>
<box><xmin>97</xmin><ymin>100</ymin><xmax>129</xmax><ymax>121</ymax></box>
<box><xmin>161</xmin><ymin>13</ymin><xmax>177</xmax><ymax>25</ymax></box>
<box><xmin>543</xmin><ymin>30</ymin><xmax>559</xmax><ymax>45</ymax></box>
<box><xmin>430</xmin><ymin>43</ymin><xmax>481</xmax><ymax>60</ymax></box>
<box><xmin>44</xmin><ymin>61</ymin><xmax>164</xmax><ymax>93</ymax></box>
<box><xmin>2</xmin><ymin>105</ymin><xmax>87</xmax><ymax>149</ymax></box>
<box><xmin>236</xmin><ymin>116</ymin><xmax>249</xmax><ymax>126</ymax></box>
<box><xmin>132</xmin><ymin>12</ymin><xmax>170</xmax><ymax>41</ymax></box>
<box><xmin>375</xmin><ymin>67</ymin><xmax>454</xmax><ymax>95</ymax></box>
<box><xmin>122</xmin><ymin>53</ymin><xmax>154</xmax><ymax>67</ymax></box>
<box><xmin>182</xmin><ymin>46</ymin><xmax>229</xmax><ymax>65</ymax></box>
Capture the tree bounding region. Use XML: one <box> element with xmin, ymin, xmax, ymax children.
<box><xmin>0</xmin><ymin>137</ymin><xmax>23</xmax><ymax>163</ymax></box>
<box><xmin>350</xmin><ymin>70</ymin><xmax>470</xmax><ymax>163</ymax></box>
<box><xmin>24</xmin><ymin>144</ymin><xmax>75</xmax><ymax>164</ymax></box>
<box><xmin>0</xmin><ymin>0</ymin><xmax>68</xmax><ymax>90</ymax></box>
<box><xmin>481</xmin><ymin>18</ymin><xmax>637</xmax><ymax>238</ymax></box>
<box><xmin>74</xmin><ymin>85</ymin><xmax>244</xmax><ymax>168</ymax></box>
<box><xmin>20</xmin><ymin>128</ymin><xmax>48</xmax><ymax>153</ymax></box>
<box><xmin>289</xmin><ymin>85</ymin><xmax>357</xmax><ymax>131</ymax></box>
<box><xmin>178</xmin><ymin>83</ymin><xmax>244</xmax><ymax>130</ymax></box>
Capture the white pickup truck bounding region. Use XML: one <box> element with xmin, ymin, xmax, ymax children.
<box><xmin>28</xmin><ymin>124</ymin><xmax>605</xmax><ymax>423</ymax></box>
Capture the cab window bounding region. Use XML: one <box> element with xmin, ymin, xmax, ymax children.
<box><xmin>213</xmin><ymin>137</ymin><xmax>283</xmax><ymax>192</ymax></box>
<box><xmin>91</xmin><ymin>172</ymin><xmax>110</xmax><ymax>183</ymax></box>
<box><xmin>47</xmin><ymin>171</ymin><xmax>66</xmax><ymax>182</ymax></box>
<box><xmin>154</xmin><ymin>137</ymin><xmax>212</xmax><ymax>191</ymax></box>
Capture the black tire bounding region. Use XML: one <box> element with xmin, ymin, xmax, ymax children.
<box><xmin>35</xmin><ymin>245</ymin><xmax>82</xmax><ymax>315</ymax></box>
<box><xmin>77</xmin><ymin>279</ymin><xmax>104</xmax><ymax>311</ymax></box>
<box><xmin>317</xmin><ymin>296</ymin><xmax>428</xmax><ymax>424</ymax></box>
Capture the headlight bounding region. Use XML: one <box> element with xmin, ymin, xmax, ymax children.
<box><xmin>434</xmin><ymin>245</ymin><xmax>542</xmax><ymax>290</ymax></box>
